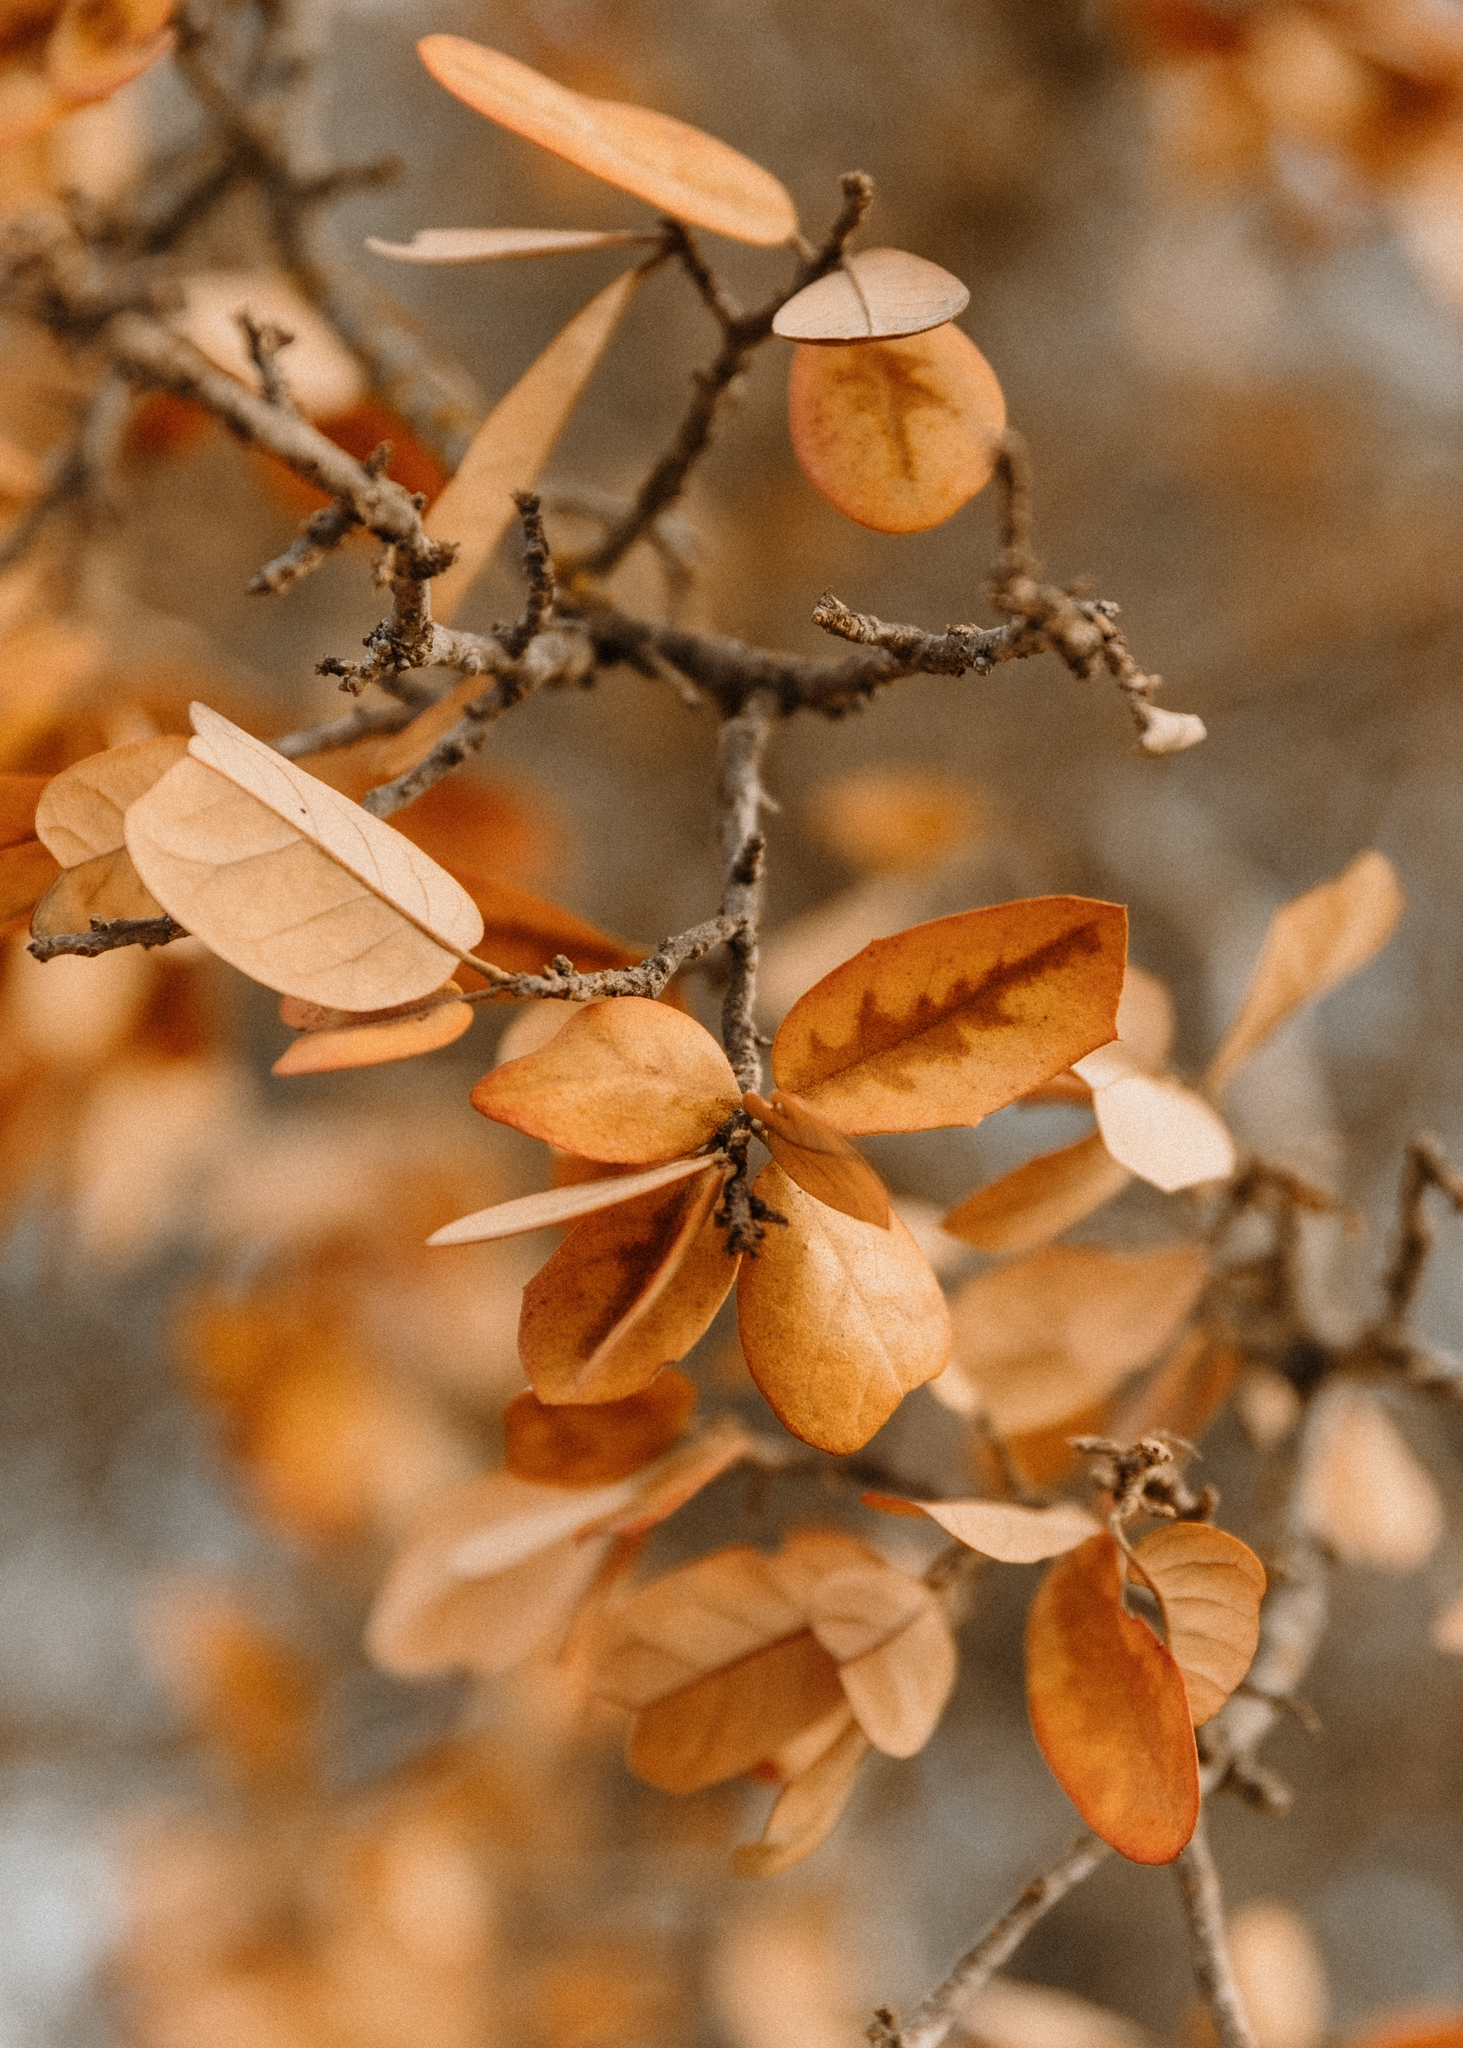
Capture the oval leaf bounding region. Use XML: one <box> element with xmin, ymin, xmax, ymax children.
<box><xmin>806</xmin><ymin>1565</ymin><xmax>956</xmax><ymax>1755</ymax></box>
<box><xmin>1296</xmin><ymin>1384</ymin><xmax>1444</xmax><ymax>1572</ymax></box>
<box><xmin>503</xmin><ymin>1371</ymin><xmax>696</xmax><ymax>1486</ymax></box>
<box><xmin>743</xmin><ymin>1088</ymin><xmax>890</xmax><ymax>1226</ymax></box>
<box><xmin>1025</xmin><ymin>1532</ymin><xmax>1199</xmax><ymax>1863</ymax></box>
<box><xmin>630</xmin><ymin>1634</ymin><xmax>845</xmax><ymax>1795</ymax></box>
<box><xmin>942</xmin><ymin>1132</ymin><xmax>1133</xmax><ymax>1255</ymax></box>
<box><xmin>736</xmin><ymin>1162</ymin><xmax>951</xmax><ymax>1454</ymax></box>
<box><xmin>125</xmin><ymin>706</ymin><xmax>485</xmax><ymax>1008</ymax></box>
<box><xmin>426</xmin><ymin>266</ymin><xmax>646</xmax><ymax>621</ymax></box>
<box><xmin>430</xmin><ymin>1153</ymin><xmax>721</xmax><ymax>1246</ymax></box>
<box><xmin>772</xmin><ymin>898</ymin><xmax>1128</xmax><ymax>1136</ymax></box>
<box><xmin>732</xmin><ymin>1715</ymin><xmax>870</xmax><ymax>1878</ymax></box>
<box><xmin>35</xmin><ymin>736</ymin><xmax>188</xmax><ymax>865</ymax></box>
<box><xmin>787</xmin><ymin>323</ymin><xmax>1007</xmax><ymax>533</ymax></box>
<box><xmin>865</xmin><ymin>1495</ymin><xmax>1102</xmax><ymax>1564</ymax></box>
<box><xmin>417</xmin><ymin>36</ymin><xmax>798</xmax><ymax>246</ymax></box>
<box><xmin>473</xmin><ymin>996</ymin><xmax>739</xmax><ymax>1163</ymax></box>
<box><xmin>1087</xmin><ymin>1067</ymin><xmax>1237</xmax><ymax>1192</ymax></box>
<box><xmin>1131</xmin><ymin>1521</ymin><xmax>1266</xmax><ymax>1725</ymax></box>
<box><xmin>30</xmin><ymin>846</ymin><xmax>169</xmax><ymax>938</ymax></box>
<box><xmin>272</xmin><ymin>988</ymin><xmax>472</xmax><ymax>1076</ymax></box>
<box><xmin>773</xmin><ymin>247</ymin><xmax>970</xmax><ymax>342</ymax></box>
<box><xmin>367</xmin><ymin>226</ymin><xmax>655</xmax><ymax>264</ymax></box>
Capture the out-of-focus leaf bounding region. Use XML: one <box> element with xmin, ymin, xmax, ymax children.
<box><xmin>942</xmin><ymin>1133</ymin><xmax>1133</xmax><ymax>1255</ymax></box>
<box><xmin>1296</xmin><ymin>1383</ymin><xmax>1443</xmax><ymax>1571</ymax></box>
<box><xmin>772</xmin><ymin>248</ymin><xmax>969</xmax><ymax>341</ymax></box>
<box><xmin>736</xmin><ymin>1162</ymin><xmax>950</xmax><ymax>1453</ymax></box>
<box><xmin>1025</xmin><ymin>1531</ymin><xmax>1199</xmax><ymax>1863</ymax></box>
<box><xmin>1431</xmin><ymin>1585</ymin><xmax>1463</xmax><ymax>1654</ymax></box>
<box><xmin>0</xmin><ymin>773</ymin><xmax>51</xmax><ymax>851</ymax></box>
<box><xmin>367</xmin><ymin>225</ymin><xmax>655</xmax><ymax>263</ymax></box>
<box><xmin>771</xmin><ymin>897</ymin><xmax>1127</xmax><ymax>1135</ymax></box>
<box><xmin>864</xmin><ymin>1494</ymin><xmax>1101</xmax><ymax>1563</ymax></box>
<box><xmin>787</xmin><ymin>323</ymin><xmax>1007</xmax><ymax>532</ymax></box>
<box><xmin>272</xmin><ymin>986</ymin><xmax>472</xmax><ymax>1076</ymax></box>
<box><xmin>34</xmin><ymin>736</ymin><xmax>187</xmax><ymax>863</ymax></box>
<box><xmin>1130</xmin><ymin>1521</ymin><xmax>1265</xmax><ymax>1723</ymax></box>
<box><xmin>417</xmin><ymin>36</ymin><xmax>798</xmax><ymax>245</ymax></box>
<box><xmin>742</xmin><ymin>1087</ymin><xmax>890</xmax><ymax>1226</ymax></box>
<box><xmin>731</xmin><ymin>1716</ymin><xmax>869</xmax><ymax>1878</ymax></box>
<box><xmin>0</xmin><ymin>0</ymin><xmax>173</xmax><ymax>146</ymax></box>
<box><xmin>1206</xmin><ymin>850</ymin><xmax>1405</xmax><ymax>1094</ymax></box>
<box><xmin>803</xmin><ymin>767</ymin><xmax>985</xmax><ymax>876</ymax></box>
<box><xmin>0</xmin><ymin>837</ymin><xmax>60</xmax><ymax>924</ymax></box>
<box><xmin>1110</xmin><ymin>1329</ymin><xmax>1238</xmax><ymax>1447</ymax></box>
<box><xmin>502</xmin><ymin>1372</ymin><xmax>696</xmax><ymax>1486</ymax></box>
<box><xmin>805</xmin><ymin>1565</ymin><xmax>956</xmax><ymax>1755</ymax></box>
<box><xmin>430</xmin><ymin>1153</ymin><xmax>722</xmax><ymax>1246</ymax></box>
<box><xmin>1075</xmin><ymin>1050</ymin><xmax>1237</xmax><ymax>1192</ymax></box>
<box><xmin>172</xmin><ymin>271</ymin><xmax>367</xmax><ymax>419</ymax></box>
<box><xmin>1227</xmin><ymin>1899</ymin><xmax>1330</xmax><ymax>2048</ymax></box>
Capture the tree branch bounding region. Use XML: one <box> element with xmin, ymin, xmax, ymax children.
<box><xmin>716</xmin><ymin>689</ymin><xmax>774</xmax><ymax>1093</ymax></box>
<box><xmin>1175</xmin><ymin>1814</ymin><xmax>1256</xmax><ymax>2048</ymax></box>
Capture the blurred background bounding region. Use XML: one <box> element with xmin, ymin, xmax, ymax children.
<box><xmin>1</xmin><ymin>0</ymin><xmax>1462</xmax><ymax>2042</ymax></box>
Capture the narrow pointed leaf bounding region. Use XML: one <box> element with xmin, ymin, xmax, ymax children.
<box><xmin>865</xmin><ymin>1495</ymin><xmax>1102</xmax><ymax>1563</ymax></box>
<box><xmin>743</xmin><ymin>1088</ymin><xmax>890</xmax><ymax>1226</ymax></box>
<box><xmin>430</xmin><ymin>1154</ymin><xmax>721</xmax><ymax>1245</ymax></box>
<box><xmin>125</xmin><ymin>706</ymin><xmax>484</xmax><ymax>1007</ymax></box>
<box><xmin>736</xmin><ymin>1162</ymin><xmax>950</xmax><ymax>1454</ymax></box>
<box><xmin>35</xmin><ymin>737</ymin><xmax>188</xmax><ymax>864</ymax></box>
<box><xmin>942</xmin><ymin>1132</ymin><xmax>1132</xmax><ymax>1255</ymax></box>
<box><xmin>417</xmin><ymin>36</ymin><xmax>798</xmax><ymax>246</ymax></box>
<box><xmin>426</xmin><ymin>266</ymin><xmax>646</xmax><ymax>620</ymax></box>
<box><xmin>1025</xmin><ymin>1532</ymin><xmax>1199</xmax><ymax>1862</ymax></box>
<box><xmin>473</xmin><ymin>996</ymin><xmax>739</xmax><ymax>1162</ymax></box>
<box><xmin>788</xmin><ymin>323</ymin><xmax>1007</xmax><ymax>532</ymax></box>
<box><xmin>732</xmin><ymin>1715</ymin><xmax>870</xmax><ymax>1877</ymax></box>
<box><xmin>502</xmin><ymin>1372</ymin><xmax>697</xmax><ymax>1487</ymax></box>
<box><xmin>772</xmin><ymin>248</ymin><xmax>969</xmax><ymax>342</ymax></box>
<box><xmin>1206</xmin><ymin>851</ymin><xmax>1405</xmax><ymax>1094</ymax></box>
<box><xmin>29</xmin><ymin>846</ymin><xmax>166</xmax><ymax>938</ymax></box>
<box><xmin>1130</xmin><ymin>1521</ymin><xmax>1266</xmax><ymax>1724</ymax></box>
<box><xmin>367</xmin><ymin>226</ymin><xmax>655</xmax><ymax>264</ymax></box>
<box><xmin>272</xmin><ymin>987</ymin><xmax>472</xmax><ymax>1075</ymax></box>
<box><xmin>772</xmin><ymin>898</ymin><xmax>1127</xmax><ymax>1136</ymax></box>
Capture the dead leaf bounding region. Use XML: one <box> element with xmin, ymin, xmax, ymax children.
<box><xmin>804</xmin><ymin>1564</ymin><xmax>956</xmax><ymax>1754</ymax></box>
<box><xmin>367</xmin><ymin>226</ymin><xmax>655</xmax><ymax>264</ymax></box>
<box><xmin>1110</xmin><ymin>1329</ymin><xmax>1238</xmax><ymax>1448</ymax></box>
<box><xmin>737</xmin><ymin>1162</ymin><xmax>950</xmax><ymax>1453</ymax></box>
<box><xmin>771</xmin><ymin>898</ymin><xmax>1127</xmax><ymax>1136</ymax></box>
<box><xmin>34</xmin><ymin>736</ymin><xmax>188</xmax><ymax>864</ymax></box>
<box><xmin>787</xmin><ymin>323</ymin><xmax>1007</xmax><ymax>532</ymax></box>
<box><xmin>1296</xmin><ymin>1384</ymin><xmax>1443</xmax><ymax>1571</ymax></box>
<box><xmin>1025</xmin><ymin>1531</ymin><xmax>1199</xmax><ymax>1862</ymax></box>
<box><xmin>125</xmin><ymin>704</ymin><xmax>485</xmax><ymax>1007</ymax></box>
<box><xmin>1226</xmin><ymin>1899</ymin><xmax>1330</xmax><ymax>2048</ymax></box>
<box><xmin>581</xmin><ymin>1415</ymin><xmax>750</xmax><ymax>1539</ymax></box>
<box><xmin>772</xmin><ymin>248</ymin><xmax>970</xmax><ymax>341</ymax></box>
<box><xmin>959</xmin><ymin>1977</ymin><xmax>1156</xmax><ymax>2048</ymax></box>
<box><xmin>743</xmin><ymin>1088</ymin><xmax>890</xmax><ymax>1226</ymax></box>
<box><xmin>865</xmin><ymin>1495</ymin><xmax>1101</xmax><ymax>1563</ymax></box>
<box><xmin>1206</xmin><ymin>851</ymin><xmax>1405</xmax><ymax>1094</ymax></box>
<box><xmin>30</xmin><ymin>845</ymin><xmax>166</xmax><ymax>937</ymax></box>
<box><xmin>0</xmin><ymin>837</ymin><xmax>60</xmax><ymax>924</ymax></box>
<box><xmin>272</xmin><ymin>987</ymin><xmax>472</xmax><ymax>1076</ymax></box>
<box><xmin>429</xmin><ymin>1154</ymin><xmax>722</xmax><ymax>1246</ymax></box>
<box><xmin>731</xmin><ymin>1715</ymin><xmax>869</xmax><ymax>1877</ymax></box>
<box><xmin>942</xmin><ymin>1133</ymin><xmax>1133</xmax><ymax>1255</ymax></box>
<box><xmin>472</xmin><ymin>997</ymin><xmax>740</xmax><ymax>1163</ymax></box>
<box><xmin>0</xmin><ymin>772</ymin><xmax>51</xmax><ymax>850</ymax></box>
<box><xmin>502</xmin><ymin>1372</ymin><xmax>696</xmax><ymax>1485</ymax></box>
<box><xmin>1130</xmin><ymin>1521</ymin><xmax>1265</xmax><ymax>1723</ymax></box>
<box><xmin>416</xmin><ymin>36</ymin><xmax>798</xmax><ymax>246</ymax></box>
<box><xmin>426</xmin><ymin>267</ymin><xmax>646</xmax><ymax>621</ymax></box>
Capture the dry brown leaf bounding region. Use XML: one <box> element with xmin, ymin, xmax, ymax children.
<box><xmin>502</xmin><ymin>1372</ymin><xmax>696</xmax><ymax>1486</ymax></box>
<box><xmin>939</xmin><ymin>1243</ymin><xmax>1208</xmax><ymax>1434</ymax></box>
<box><xmin>942</xmin><ymin>1133</ymin><xmax>1133</xmax><ymax>1255</ymax></box>
<box><xmin>417</xmin><ymin>36</ymin><xmax>798</xmax><ymax>245</ymax></box>
<box><xmin>742</xmin><ymin>1088</ymin><xmax>890</xmax><ymax>1226</ymax></box>
<box><xmin>34</xmin><ymin>735</ymin><xmax>188</xmax><ymax>864</ymax></box>
<box><xmin>367</xmin><ymin>226</ymin><xmax>655</xmax><ymax>264</ymax></box>
<box><xmin>1226</xmin><ymin>1900</ymin><xmax>1330</xmax><ymax>2048</ymax></box>
<box><xmin>771</xmin><ymin>898</ymin><xmax>1127</xmax><ymax>1136</ymax></box>
<box><xmin>426</xmin><ymin>266</ymin><xmax>645</xmax><ymax>621</ymax></box>
<box><xmin>1025</xmin><ymin>1531</ymin><xmax>1199</xmax><ymax>1863</ymax></box>
<box><xmin>272</xmin><ymin>987</ymin><xmax>472</xmax><ymax>1076</ymax></box>
<box><xmin>787</xmin><ymin>323</ymin><xmax>1007</xmax><ymax>532</ymax></box>
<box><xmin>631</xmin><ymin>1633</ymin><xmax>846</xmax><ymax>1794</ymax></box>
<box><xmin>731</xmin><ymin>1716</ymin><xmax>870</xmax><ymax>1877</ymax></box>
<box><xmin>1130</xmin><ymin>1521</ymin><xmax>1265</xmax><ymax>1723</ymax></box>
<box><xmin>1296</xmin><ymin>1384</ymin><xmax>1444</xmax><ymax>1571</ymax></box>
<box><xmin>429</xmin><ymin>1154</ymin><xmax>722</xmax><ymax>1246</ymax></box>
<box><xmin>865</xmin><ymin>1494</ymin><xmax>1101</xmax><ymax>1563</ymax></box>
<box><xmin>125</xmin><ymin>704</ymin><xmax>485</xmax><ymax>1007</ymax></box>
<box><xmin>737</xmin><ymin>1162</ymin><xmax>951</xmax><ymax>1453</ymax></box>
<box><xmin>1206</xmin><ymin>851</ymin><xmax>1405</xmax><ymax>1094</ymax></box>
<box><xmin>172</xmin><ymin>271</ymin><xmax>367</xmax><ymax>419</ymax></box>
<box><xmin>520</xmin><ymin>1166</ymin><xmax>739</xmax><ymax>1403</ymax></box>
<box><xmin>803</xmin><ymin>767</ymin><xmax>985</xmax><ymax>875</ymax></box>
<box><xmin>473</xmin><ymin>997</ymin><xmax>740</xmax><ymax>1163</ymax></box>
<box><xmin>0</xmin><ymin>772</ymin><xmax>51</xmax><ymax>851</ymax></box>
<box><xmin>29</xmin><ymin>843</ymin><xmax>166</xmax><ymax>937</ymax></box>
<box><xmin>805</xmin><ymin>1565</ymin><xmax>956</xmax><ymax>1754</ymax></box>
<box><xmin>1075</xmin><ymin>1052</ymin><xmax>1237</xmax><ymax>1192</ymax></box>
<box><xmin>0</xmin><ymin>0</ymin><xmax>172</xmax><ymax>145</ymax></box>
<box><xmin>772</xmin><ymin>248</ymin><xmax>970</xmax><ymax>342</ymax></box>
<box><xmin>596</xmin><ymin>1542</ymin><xmax>813</xmax><ymax>1708</ymax></box>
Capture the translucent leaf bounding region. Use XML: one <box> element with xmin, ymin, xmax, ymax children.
<box><xmin>502</xmin><ymin>1373</ymin><xmax>696</xmax><ymax>1485</ymax></box>
<box><xmin>472</xmin><ymin>997</ymin><xmax>740</xmax><ymax>1163</ymax></box>
<box><xmin>0</xmin><ymin>838</ymin><xmax>61</xmax><ymax>923</ymax></box>
<box><xmin>1082</xmin><ymin>1058</ymin><xmax>1238</xmax><ymax>1192</ymax></box>
<box><xmin>272</xmin><ymin>987</ymin><xmax>472</xmax><ymax>1076</ymax></box>
<box><xmin>942</xmin><ymin>1133</ymin><xmax>1132</xmax><ymax>1256</ymax></box>
<box><xmin>737</xmin><ymin>1162</ymin><xmax>950</xmax><ymax>1453</ymax></box>
<box><xmin>367</xmin><ymin>226</ymin><xmax>655</xmax><ymax>264</ymax></box>
<box><xmin>1296</xmin><ymin>1384</ymin><xmax>1444</xmax><ymax>1571</ymax></box>
<box><xmin>417</xmin><ymin>36</ymin><xmax>798</xmax><ymax>246</ymax></box>
<box><xmin>865</xmin><ymin>1495</ymin><xmax>1101</xmax><ymax>1563</ymax></box>
<box><xmin>125</xmin><ymin>705</ymin><xmax>485</xmax><ymax>1007</ymax></box>
<box><xmin>1025</xmin><ymin>1532</ymin><xmax>1199</xmax><ymax>1863</ymax></box>
<box><xmin>1130</xmin><ymin>1521</ymin><xmax>1265</xmax><ymax>1724</ymax></box>
<box><xmin>1227</xmin><ymin>1899</ymin><xmax>1330</xmax><ymax>2048</ymax></box>
<box><xmin>429</xmin><ymin>1154</ymin><xmax>722</xmax><ymax>1246</ymax></box>
<box><xmin>787</xmin><ymin>323</ymin><xmax>1007</xmax><ymax>532</ymax></box>
<box><xmin>1206</xmin><ymin>851</ymin><xmax>1405</xmax><ymax>1094</ymax></box>
<box><xmin>425</xmin><ymin>266</ymin><xmax>646</xmax><ymax>621</ymax></box>
<box><xmin>742</xmin><ymin>1087</ymin><xmax>890</xmax><ymax>1226</ymax></box>
<box><xmin>34</xmin><ymin>736</ymin><xmax>186</xmax><ymax>865</ymax></box>
<box><xmin>771</xmin><ymin>897</ymin><xmax>1127</xmax><ymax>1136</ymax></box>
<box><xmin>30</xmin><ymin>845</ymin><xmax>164</xmax><ymax>937</ymax></box>
<box><xmin>732</xmin><ymin>1715</ymin><xmax>869</xmax><ymax>1877</ymax></box>
<box><xmin>772</xmin><ymin>247</ymin><xmax>969</xmax><ymax>342</ymax></box>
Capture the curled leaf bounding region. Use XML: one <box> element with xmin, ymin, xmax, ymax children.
<box><xmin>367</xmin><ymin>226</ymin><xmax>655</xmax><ymax>264</ymax></box>
<box><xmin>429</xmin><ymin>1153</ymin><xmax>722</xmax><ymax>1246</ymax></box>
<box><xmin>417</xmin><ymin>36</ymin><xmax>798</xmax><ymax>246</ymax></box>
<box><xmin>1025</xmin><ymin>1532</ymin><xmax>1199</xmax><ymax>1863</ymax></box>
<box><xmin>787</xmin><ymin>323</ymin><xmax>1007</xmax><ymax>532</ymax></box>
<box><xmin>942</xmin><ymin>1132</ymin><xmax>1133</xmax><ymax>1255</ymax></box>
<box><xmin>771</xmin><ymin>898</ymin><xmax>1128</xmax><ymax>1136</ymax></box>
<box><xmin>743</xmin><ymin>1088</ymin><xmax>890</xmax><ymax>1226</ymax></box>
<box><xmin>772</xmin><ymin>248</ymin><xmax>969</xmax><ymax>342</ymax></box>
<box><xmin>736</xmin><ymin>1162</ymin><xmax>950</xmax><ymax>1454</ymax></box>
<box><xmin>1130</xmin><ymin>1521</ymin><xmax>1265</xmax><ymax>1724</ymax></box>
<box><xmin>865</xmin><ymin>1495</ymin><xmax>1101</xmax><ymax>1563</ymax></box>
<box><xmin>272</xmin><ymin>986</ymin><xmax>472</xmax><ymax>1076</ymax></box>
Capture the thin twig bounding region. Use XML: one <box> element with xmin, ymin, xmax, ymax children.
<box><xmin>28</xmin><ymin>916</ymin><xmax>186</xmax><ymax>962</ymax></box>
<box><xmin>501</xmin><ymin>491</ymin><xmax>555</xmax><ymax>660</ymax></box>
<box><xmin>1377</xmin><ymin>1132</ymin><xmax>1463</xmax><ymax>1343</ymax></box>
<box><xmin>717</xmin><ymin>689</ymin><xmax>774</xmax><ymax>1093</ymax></box>
<box><xmin>1175</xmin><ymin>1814</ymin><xmax>1256</xmax><ymax>2048</ymax></box>
<box><xmin>462</xmin><ymin>914</ymin><xmax>739</xmax><ymax>1002</ymax></box>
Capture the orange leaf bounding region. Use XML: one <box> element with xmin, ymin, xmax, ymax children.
<box><xmin>804</xmin><ymin>1564</ymin><xmax>956</xmax><ymax>1755</ymax></box>
<box><xmin>736</xmin><ymin>1162</ymin><xmax>950</xmax><ymax>1454</ymax></box>
<box><xmin>271</xmin><ymin>987</ymin><xmax>472</xmax><ymax>1075</ymax></box>
<box><xmin>787</xmin><ymin>323</ymin><xmax>1007</xmax><ymax>533</ymax></box>
<box><xmin>579</xmin><ymin>1416</ymin><xmax>750</xmax><ymax>1538</ymax></box>
<box><xmin>772</xmin><ymin>898</ymin><xmax>1127</xmax><ymax>1136</ymax></box>
<box><xmin>367</xmin><ymin>226</ymin><xmax>656</xmax><ymax>264</ymax></box>
<box><xmin>45</xmin><ymin>0</ymin><xmax>174</xmax><ymax>100</ymax></box>
<box><xmin>942</xmin><ymin>1132</ymin><xmax>1133</xmax><ymax>1255</ymax></box>
<box><xmin>502</xmin><ymin>1371</ymin><xmax>696</xmax><ymax>1486</ymax></box>
<box><xmin>0</xmin><ymin>773</ymin><xmax>51</xmax><ymax>852</ymax></box>
<box><xmin>520</xmin><ymin>1165</ymin><xmax>739</xmax><ymax>1402</ymax></box>
<box><xmin>865</xmin><ymin>1495</ymin><xmax>1101</xmax><ymax>1563</ymax></box>
<box><xmin>1296</xmin><ymin>1383</ymin><xmax>1443</xmax><ymax>1571</ymax></box>
<box><xmin>772</xmin><ymin>248</ymin><xmax>970</xmax><ymax>342</ymax></box>
<box><xmin>743</xmin><ymin>1088</ymin><xmax>890</xmax><ymax>1226</ymax></box>
<box><xmin>417</xmin><ymin>36</ymin><xmax>798</xmax><ymax>246</ymax></box>
<box><xmin>803</xmin><ymin>767</ymin><xmax>985</xmax><ymax>875</ymax></box>
<box><xmin>1025</xmin><ymin>1532</ymin><xmax>1199</xmax><ymax>1862</ymax></box>
<box><xmin>0</xmin><ymin>837</ymin><xmax>61</xmax><ymax>924</ymax></box>
<box><xmin>425</xmin><ymin>264</ymin><xmax>646</xmax><ymax>621</ymax></box>
<box><xmin>429</xmin><ymin>1153</ymin><xmax>723</xmax><ymax>1246</ymax></box>
<box><xmin>732</xmin><ymin>1714</ymin><xmax>869</xmax><ymax>1877</ymax></box>
<box><xmin>172</xmin><ymin>272</ymin><xmax>366</xmax><ymax>420</ymax></box>
<box><xmin>1109</xmin><ymin>1329</ymin><xmax>1238</xmax><ymax>1447</ymax></box>
<box><xmin>1130</xmin><ymin>1521</ymin><xmax>1265</xmax><ymax>1724</ymax></box>
<box><xmin>630</xmin><ymin>1633</ymin><xmax>846</xmax><ymax>1794</ymax></box>
<box><xmin>473</xmin><ymin>997</ymin><xmax>740</xmax><ymax>1162</ymax></box>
